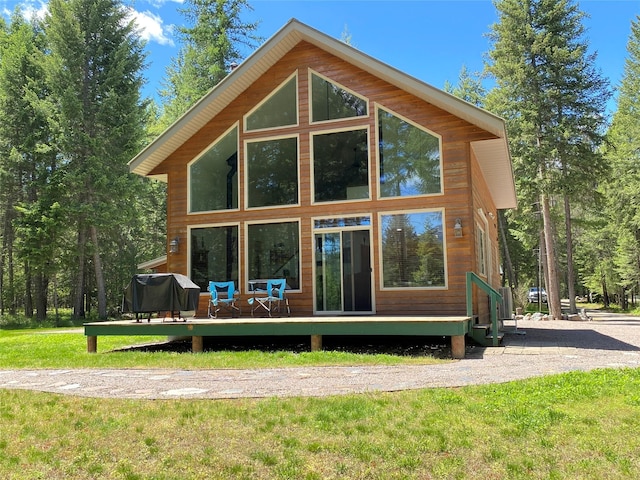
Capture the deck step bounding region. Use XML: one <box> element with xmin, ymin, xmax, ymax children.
<box><xmin>473</xmin><ymin>323</ymin><xmax>492</xmax><ymax>330</ymax></box>
<box><xmin>486</xmin><ymin>333</ymin><xmax>504</xmax><ymax>341</ymax></box>
<box><xmin>469</xmin><ymin>323</ymin><xmax>504</xmax><ymax>346</ymax></box>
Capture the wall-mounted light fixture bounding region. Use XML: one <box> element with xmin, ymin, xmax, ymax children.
<box><xmin>169</xmin><ymin>237</ymin><xmax>180</xmax><ymax>254</ymax></box>
<box><xmin>453</xmin><ymin>218</ymin><xmax>463</xmax><ymax>238</ymax></box>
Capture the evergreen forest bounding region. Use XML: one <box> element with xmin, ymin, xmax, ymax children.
<box><xmin>0</xmin><ymin>0</ymin><xmax>638</xmax><ymax>321</ymax></box>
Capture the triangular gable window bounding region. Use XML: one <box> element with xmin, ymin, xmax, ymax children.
<box><xmin>189</xmin><ymin>125</ymin><xmax>238</xmax><ymax>213</ymax></box>
<box><xmin>311</xmin><ymin>71</ymin><xmax>368</xmax><ymax>123</ymax></box>
<box><xmin>245</xmin><ymin>73</ymin><xmax>298</xmax><ymax>131</ymax></box>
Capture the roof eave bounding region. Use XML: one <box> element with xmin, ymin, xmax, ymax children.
<box><xmin>471</xmin><ymin>138</ymin><xmax>517</xmax><ymax>210</ymax></box>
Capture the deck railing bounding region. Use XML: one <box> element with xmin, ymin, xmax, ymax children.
<box><xmin>466</xmin><ymin>272</ymin><xmax>503</xmax><ymax>346</ymax></box>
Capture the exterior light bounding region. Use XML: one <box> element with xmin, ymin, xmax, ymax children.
<box><xmin>169</xmin><ymin>237</ymin><xmax>180</xmax><ymax>254</ymax></box>
<box><xmin>453</xmin><ymin>219</ymin><xmax>463</xmax><ymax>238</ymax></box>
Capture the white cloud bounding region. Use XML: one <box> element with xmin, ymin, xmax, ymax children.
<box><xmin>126</xmin><ymin>8</ymin><xmax>175</xmax><ymax>47</ymax></box>
<box><xmin>8</xmin><ymin>0</ymin><xmax>48</xmax><ymax>21</ymax></box>
<box><xmin>1</xmin><ymin>3</ymin><xmax>176</xmax><ymax>48</ymax></box>
<box><xmin>143</xmin><ymin>0</ymin><xmax>184</xmax><ymax>8</ymax></box>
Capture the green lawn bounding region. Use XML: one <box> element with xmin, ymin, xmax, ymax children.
<box><xmin>1</xmin><ymin>326</ymin><xmax>639</xmax><ymax>478</ymax></box>
<box><xmin>0</xmin><ymin>369</ymin><xmax>638</xmax><ymax>479</ymax></box>
<box><xmin>0</xmin><ymin>327</ymin><xmax>445</xmax><ymax>369</ymax></box>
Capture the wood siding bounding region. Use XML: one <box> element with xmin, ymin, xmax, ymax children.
<box><xmin>470</xmin><ymin>148</ymin><xmax>501</xmax><ymax>322</ymax></box>
<box><xmin>151</xmin><ymin>41</ymin><xmax>499</xmax><ymax>317</ymax></box>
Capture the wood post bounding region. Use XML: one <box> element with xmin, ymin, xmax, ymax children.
<box><xmin>311</xmin><ymin>334</ymin><xmax>322</xmax><ymax>352</ymax></box>
<box><xmin>87</xmin><ymin>336</ymin><xmax>97</xmax><ymax>353</ymax></box>
<box><xmin>451</xmin><ymin>335</ymin><xmax>465</xmax><ymax>359</ymax></box>
<box><xmin>192</xmin><ymin>335</ymin><xmax>204</xmax><ymax>353</ymax></box>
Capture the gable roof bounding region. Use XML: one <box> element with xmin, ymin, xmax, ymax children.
<box><xmin>130</xmin><ymin>18</ymin><xmax>516</xmax><ymax>209</ymax></box>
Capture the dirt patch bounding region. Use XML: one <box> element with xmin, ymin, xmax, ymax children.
<box><xmin>116</xmin><ymin>335</ymin><xmax>462</xmax><ymax>359</ymax></box>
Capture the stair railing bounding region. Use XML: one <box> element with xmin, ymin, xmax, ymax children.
<box><xmin>466</xmin><ymin>272</ymin><xmax>503</xmax><ymax>346</ymax></box>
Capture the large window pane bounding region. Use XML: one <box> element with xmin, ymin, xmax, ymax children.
<box><xmin>246</xmin><ymin>76</ymin><xmax>297</xmax><ymax>131</ymax></box>
<box><xmin>378</xmin><ymin>109</ymin><xmax>441</xmax><ymax>197</ymax></box>
<box><xmin>311</xmin><ymin>73</ymin><xmax>367</xmax><ymax>122</ymax></box>
<box><xmin>190</xmin><ymin>127</ymin><xmax>238</xmax><ymax>212</ymax></box>
<box><xmin>315</xmin><ymin>232</ymin><xmax>342</xmax><ymax>311</ymax></box>
<box><xmin>247</xmin><ymin>137</ymin><xmax>298</xmax><ymax>208</ymax></box>
<box><xmin>381</xmin><ymin>211</ymin><xmax>445</xmax><ymax>288</ymax></box>
<box><xmin>190</xmin><ymin>226</ymin><xmax>239</xmax><ymax>291</ymax></box>
<box><xmin>313</xmin><ymin>129</ymin><xmax>368</xmax><ymax>202</ymax></box>
<box><xmin>247</xmin><ymin>222</ymin><xmax>300</xmax><ymax>289</ymax></box>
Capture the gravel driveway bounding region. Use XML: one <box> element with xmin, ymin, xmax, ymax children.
<box><xmin>1</xmin><ymin>310</ymin><xmax>639</xmax><ymax>400</ymax></box>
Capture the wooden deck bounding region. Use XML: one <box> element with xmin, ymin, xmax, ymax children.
<box><xmin>84</xmin><ymin>315</ymin><xmax>473</xmax><ymax>358</ymax></box>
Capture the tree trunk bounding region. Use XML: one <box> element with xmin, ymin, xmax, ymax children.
<box><xmin>541</xmin><ymin>193</ymin><xmax>562</xmax><ymax>320</ymax></box>
<box><xmin>564</xmin><ymin>195</ymin><xmax>577</xmax><ymax>314</ymax></box>
<box><xmin>0</xmin><ymin>232</ymin><xmax>4</xmax><ymax>315</ymax></box>
<box><xmin>35</xmin><ymin>271</ymin><xmax>48</xmax><ymax>321</ymax></box>
<box><xmin>7</xmin><ymin>233</ymin><xmax>15</xmax><ymax>315</ymax></box>
<box><xmin>602</xmin><ymin>277</ymin><xmax>610</xmax><ymax>308</ymax></box>
<box><xmin>53</xmin><ymin>272</ymin><xmax>60</xmax><ymax>325</ymax></box>
<box><xmin>90</xmin><ymin>225</ymin><xmax>108</xmax><ymax>319</ymax></box>
<box><xmin>24</xmin><ymin>263</ymin><xmax>33</xmax><ymax>318</ymax></box>
<box><xmin>539</xmin><ymin>229</ymin><xmax>548</xmax><ymax>312</ymax></box>
<box><xmin>74</xmin><ymin>227</ymin><xmax>86</xmax><ymax>319</ymax></box>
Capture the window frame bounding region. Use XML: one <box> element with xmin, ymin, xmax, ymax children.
<box><xmin>244</xmin><ymin>133</ymin><xmax>300</xmax><ymax>211</ymax></box>
<box><xmin>188</xmin><ymin>222</ymin><xmax>241</xmax><ymax>294</ymax></box>
<box><xmin>378</xmin><ymin>208</ymin><xmax>449</xmax><ymax>291</ymax></box>
<box><xmin>375</xmin><ymin>104</ymin><xmax>444</xmax><ymax>200</ymax></box>
<box><xmin>244</xmin><ymin>218</ymin><xmax>302</xmax><ymax>293</ymax></box>
<box><xmin>476</xmin><ymin>209</ymin><xmax>490</xmax><ymax>279</ymax></box>
<box><xmin>243</xmin><ymin>71</ymin><xmax>299</xmax><ymax>133</ymax></box>
<box><xmin>187</xmin><ymin>123</ymin><xmax>240</xmax><ymax>215</ymax></box>
<box><xmin>310</xmin><ymin>125</ymin><xmax>371</xmax><ymax>205</ymax></box>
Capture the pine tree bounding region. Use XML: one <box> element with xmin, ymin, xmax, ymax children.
<box><xmin>444</xmin><ymin>65</ymin><xmax>486</xmax><ymax>107</ymax></box>
<box><xmin>0</xmin><ymin>11</ymin><xmax>57</xmax><ymax>320</ymax></box>
<box><xmin>158</xmin><ymin>0</ymin><xmax>260</xmax><ymax>125</ymax></box>
<box><xmin>603</xmin><ymin>16</ymin><xmax>640</xmax><ymax>307</ymax></box>
<box><xmin>44</xmin><ymin>0</ymin><xmax>147</xmax><ymax>319</ymax></box>
<box><xmin>486</xmin><ymin>0</ymin><xmax>610</xmax><ymax>318</ymax></box>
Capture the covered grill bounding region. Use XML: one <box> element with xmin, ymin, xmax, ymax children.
<box><xmin>122</xmin><ymin>273</ymin><xmax>200</xmax><ymax>322</ymax></box>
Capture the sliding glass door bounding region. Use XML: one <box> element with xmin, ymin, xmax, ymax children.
<box><xmin>314</xmin><ymin>217</ymin><xmax>372</xmax><ymax>314</ymax></box>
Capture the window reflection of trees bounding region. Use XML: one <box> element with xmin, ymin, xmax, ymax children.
<box><xmin>313</xmin><ymin>129</ymin><xmax>368</xmax><ymax>202</ymax></box>
<box><xmin>246</xmin><ymin>76</ymin><xmax>297</xmax><ymax>131</ymax></box>
<box><xmin>190</xmin><ymin>226</ymin><xmax>239</xmax><ymax>291</ymax></box>
<box><xmin>311</xmin><ymin>74</ymin><xmax>367</xmax><ymax>122</ymax></box>
<box><xmin>247</xmin><ymin>137</ymin><xmax>298</xmax><ymax>208</ymax></box>
<box><xmin>248</xmin><ymin>222</ymin><xmax>300</xmax><ymax>289</ymax></box>
<box><xmin>190</xmin><ymin>127</ymin><xmax>238</xmax><ymax>212</ymax></box>
<box><xmin>382</xmin><ymin>212</ymin><xmax>445</xmax><ymax>288</ymax></box>
<box><xmin>379</xmin><ymin>109</ymin><xmax>441</xmax><ymax>198</ymax></box>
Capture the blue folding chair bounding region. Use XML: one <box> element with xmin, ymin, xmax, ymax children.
<box><xmin>208</xmin><ymin>281</ymin><xmax>240</xmax><ymax>318</ymax></box>
<box><xmin>248</xmin><ymin>278</ymin><xmax>290</xmax><ymax>317</ymax></box>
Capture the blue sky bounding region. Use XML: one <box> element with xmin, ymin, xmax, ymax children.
<box><xmin>3</xmin><ymin>0</ymin><xmax>639</xmax><ymax>113</ymax></box>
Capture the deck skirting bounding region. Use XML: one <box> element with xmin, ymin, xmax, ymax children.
<box><xmin>84</xmin><ymin>315</ymin><xmax>472</xmax><ymax>358</ymax></box>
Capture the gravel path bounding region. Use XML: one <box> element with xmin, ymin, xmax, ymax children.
<box><xmin>1</xmin><ymin>310</ymin><xmax>639</xmax><ymax>400</ymax></box>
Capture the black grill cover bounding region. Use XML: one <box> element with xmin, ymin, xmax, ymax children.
<box><xmin>122</xmin><ymin>273</ymin><xmax>200</xmax><ymax>314</ymax></box>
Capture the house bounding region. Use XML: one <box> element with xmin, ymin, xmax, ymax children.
<box><xmin>129</xmin><ymin>19</ymin><xmax>516</xmax><ymax>324</ymax></box>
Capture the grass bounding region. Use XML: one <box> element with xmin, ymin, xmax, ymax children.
<box><xmin>0</xmin><ymin>368</ymin><xmax>638</xmax><ymax>479</ymax></box>
<box><xmin>0</xmin><ymin>326</ymin><xmax>447</xmax><ymax>369</ymax></box>
<box><xmin>524</xmin><ymin>302</ymin><xmax>549</xmax><ymax>314</ymax></box>
<box><xmin>1</xmin><ymin>315</ymin><xmax>640</xmax><ymax>478</ymax></box>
